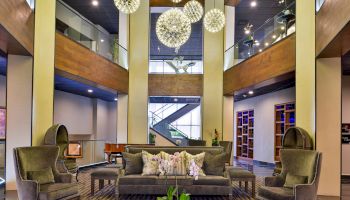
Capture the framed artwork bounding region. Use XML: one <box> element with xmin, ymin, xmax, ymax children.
<box><xmin>0</xmin><ymin>108</ymin><xmax>5</xmax><ymax>139</ymax></box>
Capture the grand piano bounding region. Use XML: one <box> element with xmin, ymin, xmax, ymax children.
<box><xmin>104</xmin><ymin>143</ymin><xmax>155</xmax><ymax>163</ymax></box>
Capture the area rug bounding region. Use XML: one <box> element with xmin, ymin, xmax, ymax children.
<box><xmin>77</xmin><ymin>167</ymin><xmax>263</xmax><ymax>200</ymax></box>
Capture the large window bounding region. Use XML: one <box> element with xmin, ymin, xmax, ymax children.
<box><xmin>149</xmin><ymin>7</ymin><xmax>203</xmax><ymax>74</ymax></box>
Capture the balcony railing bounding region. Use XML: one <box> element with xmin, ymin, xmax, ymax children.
<box><xmin>149</xmin><ymin>54</ymin><xmax>203</xmax><ymax>74</ymax></box>
<box><xmin>56</xmin><ymin>0</ymin><xmax>128</xmax><ymax>69</ymax></box>
<box><xmin>224</xmin><ymin>1</ymin><xmax>295</xmax><ymax>71</ymax></box>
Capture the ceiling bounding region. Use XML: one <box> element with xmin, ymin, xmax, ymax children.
<box><xmin>0</xmin><ymin>55</ymin><xmax>6</xmax><ymax>76</ymax></box>
<box><xmin>235</xmin><ymin>0</ymin><xmax>287</xmax><ymax>44</ymax></box>
<box><xmin>62</xmin><ymin>0</ymin><xmax>119</xmax><ymax>34</ymax></box>
<box><xmin>55</xmin><ymin>75</ymin><xmax>118</xmax><ymax>102</ymax></box>
<box><xmin>234</xmin><ymin>77</ymin><xmax>295</xmax><ymax>102</ymax></box>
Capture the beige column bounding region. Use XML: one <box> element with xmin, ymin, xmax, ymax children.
<box><xmin>117</xmin><ymin>94</ymin><xmax>128</xmax><ymax>143</ymax></box>
<box><xmin>202</xmin><ymin>0</ymin><xmax>225</xmax><ymax>145</ymax></box>
<box><xmin>223</xmin><ymin>96</ymin><xmax>234</xmax><ymax>141</ymax></box>
<box><xmin>295</xmin><ymin>0</ymin><xmax>316</xmax><ymax>142</ymax></box>
<box><xmin>6</xmin><ymin>55</ymin><xmax>33</xmax><ymax>190</ymax></box>
<box><xmin>128</xmin><ymin>1</ymin><xmax>149</xmax><ymax>144</ymax></box>
<box><xmin>316</xmin><ymin>58</ymin><xmax>341</xmax><ymax>197</ymax></box>
<box><xmin>32</xmin><ymin>0</ymin><xmax>56</xmax><ymax>145</ymax></box>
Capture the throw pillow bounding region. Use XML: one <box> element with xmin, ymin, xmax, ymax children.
<box><xmin>122</xmin><ymin>152</ymin><xmax>143</xmax><ymax>175</ymax></box>
<box><xmin>185</xmin><ymin>152</ymin><xmax>206</xmax><ymax>176</ymax></box>
<box><xmin>283</xmin><ymin>173</ymin><xmax>308</xmax><ymax>188</ymax></box>
<box><xmin>141</xmin><ymin>150</ymin><xmax>161</xmax><ymax>176</ymax></box>
<box><xmin>203</xmin><ymin>153</ymin><xmax>226</xmax><ymax>176</ymax></box>
<box><xmin>160</xmin><ymin>151</ymin><xmax>187</xmax><ymax>176</ymax></box>
<box><xmin>27</xmin><ymin>167</ymin><xmax>55</xmax><ymax>185</ymax></box>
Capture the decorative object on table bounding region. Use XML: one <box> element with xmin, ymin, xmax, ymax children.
<box><xmin>0</xmin><ymin>108</ymin><xmax>5</xmax><ymax>139</ymax></box>
<box><xmin>44</xmin><ymin>124</ymin><xmax>80</xmax><ymax>181</ymax></box>
<box><xmin>183</xmin><ymin>0</ymin><xmax>204</xmax><ymax>23</ymax></box>
<box><xmin>156</xmin><ymin>8</ymin><xmax>192</xmax><ymax>48</ymax></box>
<box><xmin>114</xmin><ymin>0</ymin><xmax>140</xmax><ymax>14</ymax></box>
<box><xmin>154</xmin><ymin>151</ymin><xmax>197</xmax><ymax>200</ymax></box>
<box><xmin>166</xmin><ymin>56</ymin><xmax>196</xmax><ymax>74</ymax></box>
<box><xmin>204</xmin><ymin>7</ymin><xmax>225</xmax><ymax>33</ymax></box>
<box><xmin>212</xmin><ymin>129</ymin><xmax>220</xmax><ymax>146</ymax></box>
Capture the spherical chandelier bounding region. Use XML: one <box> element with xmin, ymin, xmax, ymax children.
<box><xmin>204</xmin><ymin>8</ymin><xmax>225</xmax><ymax>33</ymax></box>
<box><xmin>183</xmin><ymin>0</ymin><xmax>204</xmax><ymax>23</ymax></box>
<box><xmin>156</xmin><ymin>8</ymin><xmax>192</xmax><ymax>48</ymax></box>
<box><xmin>113</xmin><ymin>0</ymin><xmax>140</xmax><ymax>14</ymax></box>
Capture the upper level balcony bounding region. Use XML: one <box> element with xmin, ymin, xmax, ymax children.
<box><xmin>224</xmin><ymin>1</ymin><xmax>295</xmax><ymax>71</ymax></box>
<box><xmin>56</xmin><ymin>0</ymin><xmax>128</xmax><ymax>70</ymax></box>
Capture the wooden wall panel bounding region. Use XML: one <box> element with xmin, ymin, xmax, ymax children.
<box><xmin>55</xmin><ymin>32</ymin><xmax>129</xmax><ymax>94</ymax></box>
<box><xmin>316</xmin><ymin>0</ymin><xmax>350</xmax><ymax>57</ymax></box>
<box><xmin>149</xmin><ymin>74</ymin><xmax>203</xmax><ymax>96</ymax></box>
<box><xmin>223</xmin><ymin>34</ymin><xmax>295</xmax><ymax>95</ymax></box>
<box><xmin>0</xmin><ymin>0</ymin><xmax>34</xmax><ymax>55</ymax></box>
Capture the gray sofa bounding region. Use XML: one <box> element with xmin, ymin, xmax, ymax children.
<box><xmin>117</xmin><ymin>146</ymin><xmax>233</xmax><ymax>199</ymax></box>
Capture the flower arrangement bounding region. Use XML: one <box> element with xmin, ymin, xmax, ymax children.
<box><xmin>212</xmin><ymin>129</ymin><xmax>220</xmax><ymax>146</ymax></box>
<box><xmin>153</xmin><ymin>152</ymin><xmax>200</xmax><ymax>200</ymax></box>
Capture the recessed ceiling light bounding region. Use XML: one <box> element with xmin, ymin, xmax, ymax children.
<box><xmin>265</xmin><ymin>42</ymin><xmax>269</xmax><ymax>47</ymax></box>
<box><xmin>92</xmin><ymin>0</ymin><xmax>99</xmax><ymax>6</ymax></box>
<box><xmin>272</xmin><ymin>34</ymin><xmax>277</xmax><ymax>39</ymax></box>
<box><xmin>259</xmin><ymin>49</ymin><xmax>262</xmax><ymax>52</ymax></box>
<box><xmin>248</xmin><ymin>90</ymin><xmax>254</xmax><ymax>95</ymax></box>
<box><xmin>250</xmin><ymin>1</ymin><xmax>257</xmax><ymax>7</ymax></box>
<box><xmin>174</xmin><ymin>98</ymin><xmax>178</xmax><ymax>102</ymax></box>
<box><xmin>88</xmin><ymin>89</ymin><xmax>93</xmax><ymax>93</ymax></box>
<box><xmin>101</xmin><ymin>39</ymin><xmax>104</xmax><ymax>42</ymax></box>
<box><xmin>114</xmin><ymin>98</ymin><xmax>118</xmax><ymax>101</ymax></box>
<box><xmin>243</xmin><ymin>94</ymin><xmax>247</xmax><ymax>98</ymax></box>
<box><xmin>244</xmin><ymin>30</ymin><xmax>250</xmax><ymax>35</ymax></box>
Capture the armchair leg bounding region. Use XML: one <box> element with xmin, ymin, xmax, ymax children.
<box><xmin>252</xmin><ymin>179</ymin><xmax>256</xmax><ymax>198</ymax></box>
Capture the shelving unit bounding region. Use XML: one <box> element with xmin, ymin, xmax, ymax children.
<box><xmin>236</xmin><ymin>109</ymin><xmax>254</xmax><ymax>160</ymax></box>
<box><xmin>274</xmin><ymin>102</ymin><xmax>295</xmax><ymax>161</ymax></box>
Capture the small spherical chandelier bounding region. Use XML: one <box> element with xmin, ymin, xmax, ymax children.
<box><xmin>171</xmin><ymin>0</ymin><xmax>182</xmax><ymax>3</ymax></box>
<box><xmin>204</xmin><ymin>8</ymin><xmax>225</xmax><ymax>33</ymax></box>
<box><xmin>114</xmin><ymin>0</ymin><xmax>140</xmax><ymax>14</ymax></box>
<box><xmin>183</xmin><ymin>0</ymin><xmax>204</xmax><ymax>23</ymax></box>
<box><xmin>156</xmin><ymin>8</ymin><xmax>192</xmax><ymax>48</ymax></box>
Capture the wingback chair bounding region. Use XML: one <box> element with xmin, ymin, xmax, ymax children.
<box><xmin>14</xmin><ymin>146</ymin><xmax>80</xmax><ymax>200</ymax></box>
<box><xmin>44</xmin><ymin>124</ymin><xmax>79</xmax><ymax>181</ymax></box>
<box><xmin>219</xmin><ymin>141</ymin><xmax>233</xmax><ymax>165</ymax></box>
<box><xmin>258</xmin><ymin>149</ymin><xmax>322</xmax><ymax>200</ymax></box>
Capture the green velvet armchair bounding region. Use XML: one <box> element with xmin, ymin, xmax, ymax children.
<box><xmin>258</xmin><ymin>149</ymin><xmax>322</xmax><ymax>200</ymax></box>
<box><xmin>44</xmin><ymin>124</ymin><xmax>79</xmax><ymax>181</ymax></box>
<box><xmin>219</xmin><ymin>141</ymin><xmax>233</xmax><ymax>165</ymax></box>
<box><xmin>14</xmin><ymin>146</ymin><xmax>80</xmax><ymax>200</ymax></box>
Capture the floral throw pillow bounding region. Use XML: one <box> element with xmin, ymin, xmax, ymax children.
<box><xmin>160</xmin><ymin>151</ymin><xmax>187</xmax><ymax>176</ymax></box>
<box><xmin>185</xmin><ymin>152</ymin><xmax>206</xmax><ymax>176</ymax></box>
<box><xmin>141</xmin><ymin>150</ymin><xmax>161</xmax><ymax>176</ymax></box>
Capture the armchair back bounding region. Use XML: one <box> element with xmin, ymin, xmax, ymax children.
<box><xmin>280</xmin><ymin>149</ymin><xmax>321</xmax><ymax>184</ymax></box>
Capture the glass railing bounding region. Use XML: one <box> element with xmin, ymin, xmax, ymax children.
<box><xmin>149</xmin><ymin>58</ymin><xmax>203</xmax><ymax>74</ymax></box>
<box><xmin>224</xmin><ymin>1</ymin><xmax>295</xmax><ymax>70</ymax></box>
<box><xmin>56</xmin><ymin>0</ymin><xmax>128</xmax><ymax>69</ymax></box>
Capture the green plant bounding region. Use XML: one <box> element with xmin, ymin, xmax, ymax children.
<box><xmin>157</xmin><ymin>186</ymin><xmax>190</xmax><ymax>200</ymax></box>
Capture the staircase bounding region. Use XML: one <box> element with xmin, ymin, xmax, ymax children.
<box><xmin>149</xmin><ymin>103</ymin><xmax>199</xmax><ymax>146</ymax></box>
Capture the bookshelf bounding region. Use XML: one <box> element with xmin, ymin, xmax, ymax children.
<box><xmin>236</xmin><ymin>109</ymin><xmax>254</xmax><ymax>160</ymax></box>
<box><xmin>274</xmin><ymin>102</ymin><xmax>295</xmax><ymax>161</ymax></box>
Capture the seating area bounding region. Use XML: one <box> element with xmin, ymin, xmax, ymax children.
<box><xmin>0</xmin><ymin>0</ymin><xmax>348</xmax><ymax>199</ymax></box>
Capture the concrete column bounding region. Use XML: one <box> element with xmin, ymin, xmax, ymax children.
<box><xmin>6</xmin><ymin>55</ymin><xmax>33</xmax><ymax>190</ymax></box>
<box><xmin>295</xmin><ymin>0</ymin><xmax>316</xmax><ymax>142</ymax></box>
<box><xmin>117</xmin><ymin>94</ymin><xmax>128</xmax><ymax>143</ymax></box>
<box><xmin>202</xmin><ymin>0</ymin><xmax>224</xmax><ymax>145</ymax></box>
<box><xmin>128</xmin><ymin>1</ymin><xmax>149</xmax><ymax>144</ymax></box>
<box><xmin>32</xmin><ymin>0</ymin><xmax>56</xmax><ymax>145</ymax></box>
<box><xmin>316</xmin><ymin>58</ymin><xmax>341</xmax><ymax>197</ymax></box>
<box><xmin>223</xmin><ymin>96</ymin><xmax>234</xmax><ymax>141</ymax></box>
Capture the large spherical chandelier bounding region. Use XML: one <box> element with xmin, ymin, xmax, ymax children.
<box><xmin>204</xmin><ymin>8</ymin><xmax>225</xmax><ymax>33</ymax></box>
<box><xmin>156</xmin><ymin>8</ymin><xmax>192</xmax><ymax>48</ymax></box>
<box><xmin>113</xmin><ymin>0</ymin><xmax>140</xmax><ymax>14</ymax></box>
<box><xmin>183</xmin><ymin>0</ymin><xmax>204</xmax><ymax>23</ymax></box>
